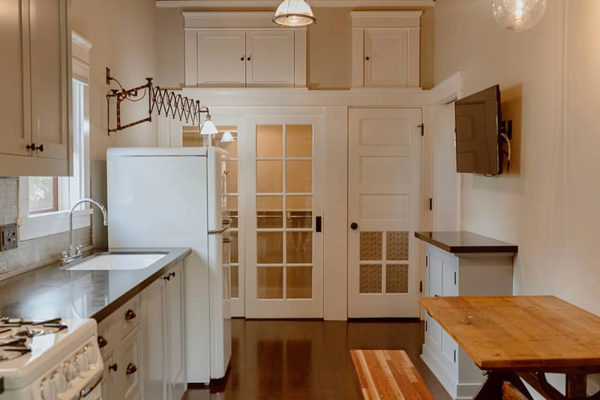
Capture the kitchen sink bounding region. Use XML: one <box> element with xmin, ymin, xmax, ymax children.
<box><xmin>64</xmin><ymin>252</ymin><xmax>168</xmax><ymax>271</ymax></box>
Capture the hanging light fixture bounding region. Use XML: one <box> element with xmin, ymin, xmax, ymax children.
<box><xmin>221</xmin><ymin>131</ymin><xmax>235</xmax><ymax>143</ymax></box>
<box><xmin>492</xmin><ymin>0</ymin><xmax>547</xmax><ymax>32</ymax></box>
<box><xmin>273</xmin><ymin>0</ymin><xmax>316</xmax><ymax>27</ymax></box>
<box><xmin>200</xmin><ymin>110</ymin><xmax>218</xmax><ymax>136</ymax></box>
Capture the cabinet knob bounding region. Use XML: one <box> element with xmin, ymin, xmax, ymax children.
<box><xmin>37</xmin><ymin>144</ymin><xmax>44</xmax><ymax>152</ymax></box>
<box><xmin>365</xmin><ymin>56</ymin><xmax>370</xmax><ymax>61</ymax></box>
<box><xmin>97</xmin><ymin>335</ymin><xmax>108</xmax><ymax>349</ymax></box>
<box><xmin>125</xmin><ymin>309</ymin><xmax>136</xmax><ymax>321</ymax></box>
<box><xmin>241</xmin><ymin>57</ymin><xmax>245</xmax><ymax>61</ymax></box>
<box><xmin>109</xmin><ymin>364</ymin><xmax>118</xmax><ymax>372</ymax></box>
<box><xmin>164</xmin><ymin>275</ymin><xmax>170</xmax><ymax>281</ymax></box>
<box><xmin>350</xmin><ymin>222</ymin><xmax>359</xmax><ymax>230</ymax></box>
<box><xmin>247</xmin><ymin>57</ymin><xmax>251</xmax><ymax>61</ymax></box>
<box><xmin>26</xmin><ymin>143</ymin><xmax>36</xmax><ymax>151</ymax></box>
<box><xmin>126</xmin><ymin>363</ymin><xmax>138</xmax><ymax>375</ymax></box>
<box><xmin>170</xmin><ymin>272</ymin><xmax>176</xmax><ymax>278</ymax></box>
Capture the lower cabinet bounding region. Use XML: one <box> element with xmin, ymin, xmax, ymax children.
<box><xmin>421</xmin><ymin>245</ymin><xmax>513</xmax><ymax>400</ymax></box>
<box><xmin>98</xmin><ymin>261</ymin><xmax>187</xmax><ymax>400</ymax></box>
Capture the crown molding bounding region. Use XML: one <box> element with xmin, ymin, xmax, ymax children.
<box><xmin>158</xmin><ymin>0</ymin><xmax>435</xmax><ymax>9</ymax></box>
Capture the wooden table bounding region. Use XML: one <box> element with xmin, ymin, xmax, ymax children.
<box><xmin>420</xmin><ymin>296</ymin><xmax>600</xmax><ymax>400</ymax></box>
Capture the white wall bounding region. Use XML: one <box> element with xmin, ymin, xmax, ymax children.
<box><xmin>71</xmin><ymin>0</ymin><xmax>159</xmax><ymax>159</ymax></box>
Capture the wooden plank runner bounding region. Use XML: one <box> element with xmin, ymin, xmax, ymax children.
<box><xmin>351</xmin><ymin>350</ymin><xmax>434</xmax><ymax>400</ymax></box>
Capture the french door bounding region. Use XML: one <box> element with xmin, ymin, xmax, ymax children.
<box><xmin>348</xmin><ymin>108</ymin><xmax>423</xmax><ymax>318</ymax></box>
<box><xmin>245</xmin><ymin>115</ymin><xmax>324</xmax><ymax>319</ymax></box>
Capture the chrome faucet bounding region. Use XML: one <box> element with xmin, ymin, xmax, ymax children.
<box><xmin>61</xmin><ymin>198</ymin><xmax>108</xmax><ymax>265</ymax></box>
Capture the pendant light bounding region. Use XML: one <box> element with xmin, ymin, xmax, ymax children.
<box><xmin>273</xmin><ymin>0</ymin><xmax>316</xmax><ymax>27</ymax></box>
<box><xmin>221</xmin><ymin>131</ymin><xmax>235</xmax><ymax>143</ymax></box>
<box><xmin>492</xmin><ymin>0</ymin><xmax>547</xmax><ymax>32</ymax></box>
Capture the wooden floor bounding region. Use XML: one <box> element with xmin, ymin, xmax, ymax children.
<box><xmin>183</xmin><ymin>319</ymin><xmax>451</xmax><ymax>400</ymax></box>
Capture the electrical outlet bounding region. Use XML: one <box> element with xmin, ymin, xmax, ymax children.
<box><xmin>0</xmin><ymin>260</ymin><xmax>7</xmax><ymax>275</ymax></box>
<box><xmin>0</xmin><ymin>224</ymin><xmax>18</xmax><ymax>252</ymax></box>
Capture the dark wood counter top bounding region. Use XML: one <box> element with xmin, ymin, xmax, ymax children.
<box><xmin>0</xmin><ymin>247</ymin><xmax>191</xmax><ymax>323</ymax></box>
<box><xmin>415</xmin><ymin>231</ymin><xmax>518</xmax><ymax>254</ymax></box>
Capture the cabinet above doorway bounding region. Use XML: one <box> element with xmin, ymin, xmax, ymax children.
<box><xmin>351</xmin><ymin>11</ymin><xmax>422</xmax><ymax>89</ymax></box>
<box><xmin>183</xmin><ymin>12</ymin><xmax>307</xmax><ymax>88</ymax></box>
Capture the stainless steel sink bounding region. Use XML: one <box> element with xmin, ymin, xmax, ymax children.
<box><xmin>64</xmin><ymin>252</ymin><xmax>168</xmax><ymax>271</ymax></box>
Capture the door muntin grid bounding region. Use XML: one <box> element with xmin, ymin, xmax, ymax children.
<box><xmin>256</xmin><ymin>124</ymin><xmax>314</xmax><ymax>300</ymax></box>
<box><xmin>359</xmin><ymin>230</ymin><xmax>410</xmax><ymax>295</ymax></box>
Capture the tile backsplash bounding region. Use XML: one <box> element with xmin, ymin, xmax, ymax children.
<box><xmin>0</xmin><ymin>177</ymin><xmax>92</xmax><ymax>279</ymax></box>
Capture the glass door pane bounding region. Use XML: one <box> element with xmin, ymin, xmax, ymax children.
<box><xmin>255</xmin><ymin>124</ymin><xmax>314</xmax><ymax>301</ymax></box>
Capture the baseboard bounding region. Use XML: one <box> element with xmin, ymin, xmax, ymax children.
<box><xmin>421</xmin><ymin>345</ymin><xmax>480</xmax><ymax>400</ymax></box>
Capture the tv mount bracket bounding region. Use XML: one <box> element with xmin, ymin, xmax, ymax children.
<box><xmin>500</xmin><ymin>120</ymin><xmax>513</xmax><ymax>173</ymax></box>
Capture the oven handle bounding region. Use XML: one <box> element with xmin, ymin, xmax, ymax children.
<box><xmin>79</xmin><ymin>373</ymin><xmax>102</xmax><ymax>399</ymax></box>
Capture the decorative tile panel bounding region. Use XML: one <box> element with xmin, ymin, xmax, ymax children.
<box><xmin>386</xmin><ymin>231</ymin><xmax>409</xmax><ymax>261</ymax></box>
<box><xmin>386</xmin><ymin>264</ymin><xmax>409</xmax><ymax>294</ymax></box>
<box><xmin>360</xmin><ymin>264</ymin><xmax>382</xmax><ymax>294</ymax></box>
<box><xmin>360</xmin><ymin>232</ymin><xmax>382</xmax><ymax>261</ymax></box>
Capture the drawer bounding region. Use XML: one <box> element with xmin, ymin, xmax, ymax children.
<box><xmin>97</xmin><ymin>316</ymin><xmax>117</xmax><ymax>362</ymax></box>
<box><xmin>119</xmin><ymin>326</ymin><xmax>143</xmax><ymax>400</ymax></box>
<box><xmin>120</xmin><ymin>295</ymin><xmax>141</xmax><ymax>339</ymax></box>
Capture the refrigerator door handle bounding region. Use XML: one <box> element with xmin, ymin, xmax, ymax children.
<box><xmin>209</xmin><ymin>225</ymin><xmax>231</xmax><ymax>235</ymax></box>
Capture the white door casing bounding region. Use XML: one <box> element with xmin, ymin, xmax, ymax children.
<box><xmin>348</xmin><ymin>108</ymin><xmax>423</xmax><ymax>318</ymax></box>
<box><xmin>245</xmin><ymin>115</ymin><xmax>324</xmax><ymax>319</ymax></box>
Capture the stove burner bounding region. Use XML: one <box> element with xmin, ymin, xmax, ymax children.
<box><xmin>12</xmin><ymin>327</ymin><xmax>44</xmax><ymax>339</ymax></box>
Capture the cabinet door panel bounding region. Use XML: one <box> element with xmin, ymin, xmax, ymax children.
<box><xmin>197</xmin><ymin>31</ymin><xmax>246</xmax><ymax>86</ymax></box>
<box><xmin>442</xmin><ymin>254</ymin><xmax>459</xmax><ymax>297</ymax></box>
<box><xmin>120</xmin><ymin>327</ymin><xmax>143</xmax><ymax>400</ymax></box>
<box><xmin>365</xmin><ymin>28</ymin><xmax>408</xmax><ymax>87</ymax></box>
<box><xmin>142</xmin><ymin>279</ymin><xmax>168</xmax><ymax>400</ymax></box>
<box><xmin>428</xmin><ymin>249</ymin><xmax>443</xmax><ymax>298</ymax></box>
<box><xmin>246</xmin><ymin>30</ymin><xmax>294</xmax><ymax>87</ymax></box>
<box><xmin>0</xmin><ymin>0</ymin><xmax>31</xmax><ymax>156</ymax></box>
<box><xmin>29</xmin><ymin>0</ymin><xmax>69</xmax><ymax>160</ymax></box>
<box><xmin>102</xmin><ymin>354</ymin><xmax>117</xmax><ymax>400</ymax></box>
<box><xmin>168</xmin><ymin>263</ymin><xmax>186</xmax><ymax>400</ymax></box>
<box><xmin>441</xmin><ymin>330</ymin><xmax>459</xmax><ymax>376</ymax></box>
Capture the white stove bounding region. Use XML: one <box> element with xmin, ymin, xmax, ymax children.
<box><xmin>0</xmin><ymin>318</ymin><xmax>103</xmax><ymax>400</ymax></box>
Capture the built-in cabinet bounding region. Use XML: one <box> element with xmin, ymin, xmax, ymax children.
<box><xmin>0</xmin><ymin>0</ymin><xmax>71</xmax><ymax>176</ymax></box>
<box><xmin>421</xmin><ymin>244</ymin><xmax>514</xmax><ymax>400</ymax></box>
<box><xmin>184</xmin><ymin>12</ymin><xmax>306</xmax><ymax>88</ymax></box>
<box><xmin>352</xmin><ymin>12</ymin><xmax>422</xmax><ymax>89</ymax></box>
<box><xmin>98</xmin><ymin>262</ymin><xmax>186</xmax><ymax>400</ymax></box>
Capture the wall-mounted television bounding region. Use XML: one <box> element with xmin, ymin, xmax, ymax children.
<box><xmin>455</xmin><ymin>85</ymin><xmax>507</xmax><ymax>175</ymax></box>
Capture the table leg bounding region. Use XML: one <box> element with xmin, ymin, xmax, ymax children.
<box><xmin>566</xmin><ymin>374</ymin><xmax>587</xmax><ymax>399</ymax></box>
<box><xmin>473</xmin><ymin>371</ymin><xmax>534</xmax><ymax>400</ymax></box>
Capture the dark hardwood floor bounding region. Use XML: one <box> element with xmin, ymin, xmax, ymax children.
<box><xmin>183</xmin><ymin>319</ymin><xmax>452</xmax><ymax>400</ymax></box>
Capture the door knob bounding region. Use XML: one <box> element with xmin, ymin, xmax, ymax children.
<box><xmin>350</xmin><ymin>222</ymin><xmax>358</xmax><ymax>230</ymax></box>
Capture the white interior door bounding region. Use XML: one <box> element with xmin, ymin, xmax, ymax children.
<box><xmin>348</xmin><ymin>108</ymin><xmax>422</xmax><ymax>318</ymax></box>
<box><xmin>246</xmin><ymin>115</ymin><xmax>323</xmax><ymax>318</ymax></box>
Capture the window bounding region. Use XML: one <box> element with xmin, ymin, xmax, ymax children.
<box><xmin>18</xmin><ymin>32</ymin><xmax>92</xmax><ymax>241</ymax></box>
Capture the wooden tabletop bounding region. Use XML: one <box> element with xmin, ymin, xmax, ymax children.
<box><xmin>420</xmin><ymin>296</ymin><xmax>600</xmax><ymax>372</ymax></box>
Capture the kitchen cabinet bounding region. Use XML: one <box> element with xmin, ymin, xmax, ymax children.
<box><xmin>351</xmin><ymin>12</ymin><xmax>421</xmax><ymax>89</ymax></box>
<box><xmin>0</xmin><ymin>0</ymin><xmax>71</xmax><ymax>176</ymax></box>
<box><xmin>421</xmin><ymin>243</ymin><xmax>514</xmax><ymax>400</ymax></box>
<box><xmin>184</xmin><ymin>12</ymin><xmax>306</xmax><ymax>88</ymax></box>
<box><xmin>98</xmin><ymin>261</ymin><xmax>186</xmax><ymax>400</ymax></box>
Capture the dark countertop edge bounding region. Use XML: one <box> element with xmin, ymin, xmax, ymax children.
<box><xmin>90</xmin><ymin>248</ymin><xmax>192</xmax><ymax>322</ymax></box>
<box><xmin>415</xmin><ymin>232</ymin><xmax>518</xmax><ymax>254</ymax></box>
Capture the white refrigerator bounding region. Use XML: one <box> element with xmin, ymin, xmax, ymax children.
<box><xmin>107</xmin><ymin>147</ymin><xmax>232</xmax><ymax>384</ymax></box>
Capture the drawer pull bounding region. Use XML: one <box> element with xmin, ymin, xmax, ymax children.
<box><xmin>164</xmin><ymin>275</ymin><xmax>170</xmax><ymax>281</ymax></box>
<box><xmin>97</xmin><ymin>336</ymin><xmax>108</xmax><ymax>349</ymax></box>
<box><xmin>170</xmin><ymin>272</ymin><xmax>176</xmax><ymax>278</ymax></box>
<box><xmin>109</xmin><ymin>364</ymin><xmax>118</xmax><ymax>372</ymax></box>
<box><xmin>126</xmin><ymin>363</ymin><xmax>138</xmax><ymax>375</ymax></box>
<box><xmin>125</xmin><ymin>309</ymin><xmax>137</xmax><ymax>321</ymax></box>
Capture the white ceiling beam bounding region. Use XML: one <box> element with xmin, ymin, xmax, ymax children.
<box><xmin>157</xmin><ymin>0</ymin><xmax>435</xmax><ymax>9</ymax></box>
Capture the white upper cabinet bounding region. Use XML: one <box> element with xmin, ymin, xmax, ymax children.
<box><xmin>0</xmin><ymin>0</ymin><xmax>71</xmax><ymax>176</ymax></box>
<box><xmin>197</xmin><ymin>31</ymin><xmax>246</xmax><ymax>86</ymax></box>
<box><xmin>352</xmin><ymin>12</ymin><xmax>422</xmax><ymax>89</ymax></box>
<box><xmin>184</xmin><ymin>12</ymin><xmax>306</xmax><ymax>88</ymax></box>
<box><xmin>246</xmin><ymin>30</ymin><xmax>295</xmax><ymax>87</ymax></box>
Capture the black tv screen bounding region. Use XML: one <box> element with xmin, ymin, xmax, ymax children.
<box><xmin>455</xmin><ymin>85</ymin><xmax>502</xmax><ymax>175</ymax></box>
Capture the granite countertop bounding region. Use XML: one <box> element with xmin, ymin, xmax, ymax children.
<box><xmin>0</xmin><ymin>247</ymin><xmax>191</xmax><ymax>323</ymax></box>
<box><xmin>415</xmin><ymin>231</ymin><xmax>518</xmax><ymax>254</ymax></box>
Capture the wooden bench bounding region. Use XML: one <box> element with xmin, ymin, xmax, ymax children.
<box><xmin>350</xmin><ymin>350</ymin><xmax>434</xmax><ymax>400</ymax></box>
<box><xmin>503</xmin><ymin>382</ymin><xmax>531</xmax><ymax>400</ymax></box>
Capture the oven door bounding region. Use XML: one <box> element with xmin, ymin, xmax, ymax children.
<box><xmin>79</xmin><ymin>373</ymin><xmax>103</xmax><ymax>400</ymax></box>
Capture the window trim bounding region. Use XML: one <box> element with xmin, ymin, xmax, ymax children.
<box><xmin>28</xmin><ymin>177</ymin><xmax>60</xmax><ymax>215</ymax></box>
<box><xmin>18</xmin><ymin>32</ymin><xmax>93</xmax><ymax>242</ymax></box>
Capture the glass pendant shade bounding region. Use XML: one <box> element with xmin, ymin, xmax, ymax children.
<box><xmin>221</xmin><ymin>131</ymin><xmax>235</xmax><ymax>143</ymax></box>
<box><xmin>200</xmin><ymin>118</ymin><xmax>218</xmax><ymax>135</ymax></box>
<box><xmin>492</xmin><ymin>0</ymin><xmax>547</xmax><ymax>32</ymax></box>
<box><xmin>273</xmin><ymin>0</ymin><xmax>316</xmax><ymax>27</ymax></box>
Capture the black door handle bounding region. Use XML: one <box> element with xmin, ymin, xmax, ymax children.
<box><xmin>350</xmin><ymin>223</ymin><xmax>358</xmax><ymax>230</ymax></box>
